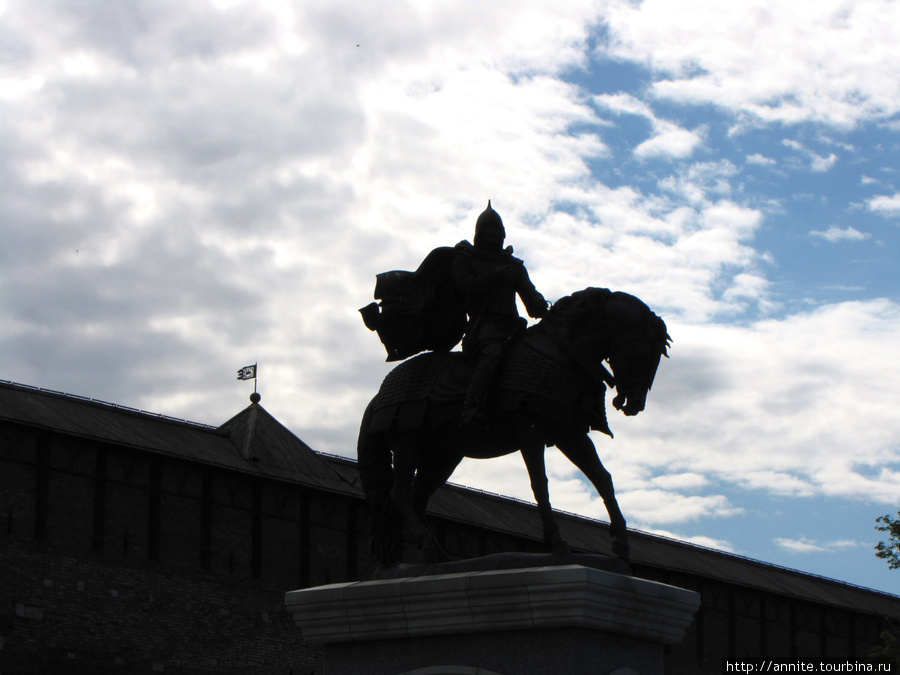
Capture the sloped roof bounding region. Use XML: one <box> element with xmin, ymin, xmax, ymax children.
<box><xmin>0</xmin><ymin>380</ymin><xmax>352</xmax><ymax>494</ymax></box>
<box><xmin>218</xmin><ymin>400</ymin><xmax>343</xmax><ymax>482</ymax></box>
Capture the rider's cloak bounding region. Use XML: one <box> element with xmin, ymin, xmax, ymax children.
<box><xmin>360</xmin><ymin>246</ymin><xmax>467</xmax><ymax>362</ymax></box>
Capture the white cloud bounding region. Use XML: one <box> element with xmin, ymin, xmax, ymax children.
<box><xmin>594</xmin><ymin>92</ymin><xmax>654</xmax><ymax>118</ymax></box>
<box><xmin>721</xmin><ymin>272</ymin><xmax>774</xmax><ymax>315</ymax></box>
<box><xmin>738</xmin><ymin>471</ymin><xmax>816</xmax><ymax>497</ymax></box>
<box><xmin>774</xmin><ymin>537</ymin><xmax>828</xmax><ymax>553</ymax></box>
<box><xmin>659</xmin><ymin>160</ymin><xmax>740</xmax><ymax>204</ymax></box>
<box><xmin>635</xmin><ymin>121</ymin><xmax>704</xmax><ymax>160</ymax></box>
<box><xmin>809</xmin><ymin>226</ymin><xmax>872</xmax><ymax>242</ymax></box>
<box><xmin>809</xmin><ymin>152</ymin><xmax>838</xmax><ymax>172</ymax></box>
<box><xmin>782</xmin><ymin>139</ymin><xmax>838</xmax><ymax>172</ymax></box>
<box><xmin>640</xmin><ymin>528</ymin><xmax>736</xmax><ymax>553</ymax></box>
<box><xmin>600</xmin><ymin>0</ymin><xmax>900</xmax><ymax>127</ymax></box>
<box><xmin>621</xmin><ymin>490</ymin><xmax>742</xmax><ymax>524</ymax></box>
<box><xmin>616</xmin><ymin>300</ymin><xmax>900</xmax><ymax>505</ymax></box>
<box><xmin>747</xmin><ymin>153</ymin><xmax>776</xmax><ymax>167</ymax></box>
<box><xmin>828</xmin><ymin>539</ymin><xmax>863</xmax><ymax>550</ymax></box>
<box><xmin>774</xmin><ymin>537</ymin><xmax>864</xmax><ymax>554</ymax></box>
<box><xmin>868</xmin><ymin>193</ymin><xmax>900</xmax><ymax>217</ymax></box>
<box><xmin>594</xmin><ymin>92</ymin><xmax>703</xmax><ymax>160</ymax></box>
<box><xmin>650</xmin><ymin>472</ymin><xmax>709</xmax><ymax>490</ymax></box>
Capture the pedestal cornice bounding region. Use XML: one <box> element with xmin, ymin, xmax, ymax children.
<box><xmin>285</xmin><ymin>564</ymin><xmax>700</xmax><ymax>646</ymax></box>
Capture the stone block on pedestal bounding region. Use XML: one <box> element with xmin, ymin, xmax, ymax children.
<box><xmin>285</xmin><ymin>563</ymin><xmax>699</xmax><ymax>675</ymax></box>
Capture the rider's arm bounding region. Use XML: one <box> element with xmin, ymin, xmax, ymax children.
<box><xmin>515</xmin><ymin>264</ymin><xmax>549</xmax><ymax>319</ymax></box>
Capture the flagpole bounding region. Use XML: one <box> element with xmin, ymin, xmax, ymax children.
<box><xmin>237</xmin><ymin>363</ymin><xmax>260</xmax><ymax>402</ymax></box>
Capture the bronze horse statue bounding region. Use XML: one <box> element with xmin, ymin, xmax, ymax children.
<box><xmin>357</xmin><ymin>287</ymin><xmax>670</xmax><ymax>568</ymax></box>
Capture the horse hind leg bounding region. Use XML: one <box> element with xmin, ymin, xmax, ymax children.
<box><xmin>358</xmin><ymin>420</ymin><xmax>401</xmax><ymax>569</ymax></box>
<box><xmin>389</xmin><ymin>436</ymin><xmax>444</xmax><ymax>564</ymax></box>
<box><xmin>411</xmin><ymin>449</ymin><xmax>464</xmax><ymax>563</ymax></box>
<box><xmin>556</xmin><ymin>432</ymin><xmax>630</xmax><ymax>562</ymax></box>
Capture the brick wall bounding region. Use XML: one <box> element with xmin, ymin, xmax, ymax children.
<box><xmin>0</xmin><ymin>418</ymin><xmax>892</xmax><ymax>674</ymax></box>
<box><xmin>0</xmin><ymin>421</ymin><xmax>331</xmax><ymax>673</ymax></box>
<box><xmin>635</xmin><ymin>568</ymin><xmax>884</xmax><ymax>675</ymax></box>
<box><xmin>0</xmin><ymin>541</ymin><xmax>320</xmax><ymax>674</ymax></box>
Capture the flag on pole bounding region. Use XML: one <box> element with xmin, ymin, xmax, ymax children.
<box><xmin>237</xmin><ymin>364</ymin><xmax>257</xmax><ymax>381</ymax></box>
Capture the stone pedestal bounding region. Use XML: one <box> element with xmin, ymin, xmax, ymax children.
<box><xmin>285</xmin><ymin>565</ymin><xmax>700</xmax><ymax>675</ymax></box>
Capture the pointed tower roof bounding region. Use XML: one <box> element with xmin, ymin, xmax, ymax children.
<box><xmin>218</xmin><ymin>394</ymin><xmax>344</xmax><ymax>483</ymax></box>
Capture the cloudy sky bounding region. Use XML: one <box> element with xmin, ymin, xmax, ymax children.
<box><xmin>3</xmin><ymin>0</ymin><xmax>900</xmax><ymax>594</ymax></box>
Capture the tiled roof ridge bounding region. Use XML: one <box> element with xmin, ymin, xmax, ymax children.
<box><xmin>0</xmin><ymin>379</ymin><xmax>219</xmax><ymax>430</ymax></box>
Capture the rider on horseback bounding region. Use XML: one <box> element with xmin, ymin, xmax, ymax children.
<box><xmin>453</xmin><ymin>202</ymin><xmax>549</xmax><ymax>427</ymax></box>
<box><xmin>360</xmin><ymin>200</ymin><xmax>548</xmax><ymax>426</ymax></box>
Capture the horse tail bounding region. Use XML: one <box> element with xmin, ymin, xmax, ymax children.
<box><xmin>357</xmin><ymin>400</ymin><xmax>399</xmax><ymax>567</ymax></box>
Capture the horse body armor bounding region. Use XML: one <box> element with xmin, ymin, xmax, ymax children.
<box><xmin>366</xmin><ymin>332</ymin><xmax>609</xmax><ymax>437</ymax></box>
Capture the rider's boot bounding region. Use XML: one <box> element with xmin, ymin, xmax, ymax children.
<box><xmin>461</xmin><ymin>352</ymin><xmax>501</xmax><ymax>429</ymax></box>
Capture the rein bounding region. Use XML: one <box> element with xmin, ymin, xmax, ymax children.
<box><xmin>531</xmin><ymin>322</ymin><xmax>615</xmax><ymax>389</ymax></box>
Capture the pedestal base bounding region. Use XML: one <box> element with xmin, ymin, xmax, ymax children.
<box><xmin>285</xmin><ymin>565</ymin><xmax>699</xmax><ymax>675</ymax></box>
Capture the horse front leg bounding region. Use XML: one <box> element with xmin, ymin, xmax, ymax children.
<box><xmin>519</xmin><ymin>434</ymin><xmax>571</xmax><ymax>557</ymax></box>
<box><xmin>556</xmin><ymin>432</ymin><xmax>630</xmax><ymax>562</ymax></box>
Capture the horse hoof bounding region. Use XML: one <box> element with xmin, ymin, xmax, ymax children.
<box><xmin>612</xmin><ymin>541</ymin><xmax>631</xmax><ymax>562</ymax></box>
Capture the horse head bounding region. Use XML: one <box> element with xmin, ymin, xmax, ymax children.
<box><xmin>607</xmin><ymin>294</ymin><xmax>670</xmax><ymax>416</ymax></box>
<box><xmin>544</xmin><ymin>288</ymin><xmax>670</xmax><ymax>417</ymax></box>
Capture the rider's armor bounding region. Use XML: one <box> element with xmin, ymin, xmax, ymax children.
<box><xmin>453</xmin><ymin>202</ymin><xmax>548</xmax><ymax>426</ymax></box>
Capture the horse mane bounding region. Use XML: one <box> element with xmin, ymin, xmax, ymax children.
<box><xmin>543</xmin><ymin>287</ymin><xmax>670</xmax><ymax>357</ymax></box>
<box><xmin>542</xmin><ymin>287</ymin><xmax>613</xmax><ymax>334</ymax></box>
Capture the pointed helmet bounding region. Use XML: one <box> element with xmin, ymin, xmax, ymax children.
<box><xmin>474</xmin><ymin>200</ymin><xmax>505</xmax><ymax>251</ymax></box>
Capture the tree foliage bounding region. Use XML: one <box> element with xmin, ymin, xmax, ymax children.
<box><xmin>871</xmin><ymin>512</ymin><xmax>900</xmax><ymax>663</ymax></box>
<box><xmin>875</xmin><ymin>511</ymin><xmax>900</xmax><ymax>570</ymax></box>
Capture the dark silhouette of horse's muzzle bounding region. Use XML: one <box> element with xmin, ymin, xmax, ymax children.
<box><xmin>613</xmin><ymin>393</ymin><xmax>645</xmax><ymax>416</ymax></box>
